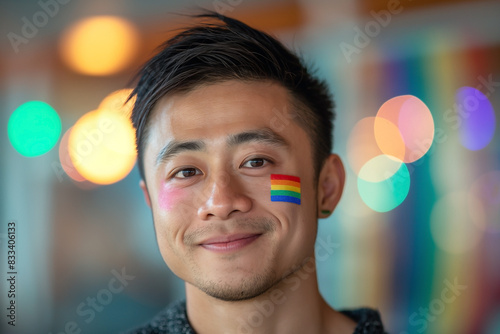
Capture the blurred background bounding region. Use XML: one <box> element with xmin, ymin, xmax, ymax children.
<box><xmin>1</xmin><ymin>0</ymin><xmax>499</xmax><ymax>333</ymax></box>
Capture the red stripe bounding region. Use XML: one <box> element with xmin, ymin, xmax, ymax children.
<box><xmin>270</xmin><ymin>174</ymin><xmax>300</xmax><ymax>182</ymax></box>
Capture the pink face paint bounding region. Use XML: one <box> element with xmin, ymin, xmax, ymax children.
<box><xmin>158</xmin><ymin>183</ymin><xmax>185</xmax><ymax>211</ymax></box>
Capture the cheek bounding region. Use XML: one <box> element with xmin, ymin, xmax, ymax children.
<box><xmin>158</xmin><ymin>184</ymin><xmax>186</xmax><ymax>211</ymax></box>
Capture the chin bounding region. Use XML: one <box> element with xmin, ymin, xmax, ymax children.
<box><xmin>192</xmin><ymin>267</ymin><xmax>279</xmax><ymax>302</ymax></box>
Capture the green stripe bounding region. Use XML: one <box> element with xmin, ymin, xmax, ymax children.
<box><xmin>271</xmin><ymin>190</ymin><xmax>301</xmax><ymax>198</ymax></box>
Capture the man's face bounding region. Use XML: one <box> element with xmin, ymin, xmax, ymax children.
<box><xmin>141</xmin><ymin>80</ymin><xmax>321</xmax><ymax>301</ymax></box>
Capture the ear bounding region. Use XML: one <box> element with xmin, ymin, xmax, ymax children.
<box><xmin>317</xmin><ymin>154</ymin><xmax>345</xmax><ymax>218</ymax></box>
<box><xmin>139</xmin><ymin>180</ymin><xmax>152</xmax><ymax>208</ymax></box>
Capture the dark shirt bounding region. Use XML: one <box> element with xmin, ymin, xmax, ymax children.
<box><xmin>127</xmin><ymin>300</ymin><xmax>386</xmax><ymax>334</ymax></box>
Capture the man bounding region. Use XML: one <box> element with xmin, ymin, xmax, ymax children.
<box><xmin>128</xmin><ymin>12</ymin><xmax>386</xmax><ymax>334</ymax></box>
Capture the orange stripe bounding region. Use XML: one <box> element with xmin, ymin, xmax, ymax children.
<box><xmin>271</xmin><ymin>180</ymin><xmax>300</xmax><ymax>187</ymax></box>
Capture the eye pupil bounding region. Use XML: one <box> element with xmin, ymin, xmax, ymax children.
<box><xmin>182</xmin><ymin>168</ymin><xmax>196</xmax><ymax>177</ymax></box>
<box><xmin>181</xmin><ymin>169</ymin><xmax>196</xmax><ymax>177</ymax></box>
<box><xmin>250</xmin><ymin>159</ymin><xmax>264</xmax><ymax>167</ymax></box>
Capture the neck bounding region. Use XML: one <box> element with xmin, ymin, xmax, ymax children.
<box><xmin>185</xmin><ymin>257</ymin><xmax>356</xmax><ymax>334</ymax></box>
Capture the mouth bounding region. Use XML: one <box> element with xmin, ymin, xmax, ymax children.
<box><xmin>199</xmin><ymin>233</ymin><xmax>262</xmax><ymax>252</ymax></box>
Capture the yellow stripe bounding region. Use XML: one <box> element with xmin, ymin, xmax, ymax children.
<box><xmin>271</xmin><ymin>185</ymin><xmax>301</xmax><ymax>192</ymax></box>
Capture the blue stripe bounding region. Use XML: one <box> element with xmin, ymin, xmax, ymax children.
<box><xmin>271</xmin><ymin>195</ymin><xmax>301</xmax><ymax>205</ymax></box>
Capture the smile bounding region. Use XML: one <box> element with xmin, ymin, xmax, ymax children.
<box><xmin>199</xmin><ymin>233</ymin><xmax>262</xmax><ymax>252</ymax></box>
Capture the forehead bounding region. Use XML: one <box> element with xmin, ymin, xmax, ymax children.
<box><xmin>147</xmin><ymin>80</ymin><xmax>295</xmax><ymax>144</ymax></box>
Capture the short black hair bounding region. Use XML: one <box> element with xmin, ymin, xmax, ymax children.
<box><xmin>130</xmin><ymin>11</ymin><xmax>335</xmax><ymax>181</ymax></box>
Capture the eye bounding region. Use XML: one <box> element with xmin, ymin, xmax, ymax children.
<box><xmin>241</xmin><ymin>157</ymin><xmax>271</xmax><ymax>168</ymax></box>
<box><xmin>173</xmin><ymin>167</ymin><xmax>201</xmax><ymax>179</ymax></box>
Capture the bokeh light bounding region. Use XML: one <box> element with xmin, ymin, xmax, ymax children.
<box><xmin>347</xmin><ymin>117</ymin><xmax>405</xmax><ymax>175</ymax></box>
<box><xmin>98</xmin><ymin>88</ymin><xmax>136</xmax><ymax>118</ymax></box>
<box><xmin>456</xmin><ymin>86</ymin><xmax>496</xmax><ymax>151</ymax></box>
<box><xmin>8</xmin><ymin>101</ymin><xmax>61</xmax><ymax>157</ymax></box>
<box><xmin>357</xmin><ymin>155</ymin><xmax>410</xmax><ymax>212</ymax></box>
<box><xmin>347</xmin><ymin>96</ymin><xmax>435</xmax><ymax>212</ymax></box>
<box><xmin>60</xmin><ymin>16</ymin><xmax>139</xmax><ymax>76</ymax></box>
<box><xmin>68</xmin><ymin>110</ymin><xmax>136</xmax><ymax>185</ymax></box>
<box><xmin>59</xmin><ymin>127</ymin><xmax>86</xmax><ymax>182</ymax></box>
<box><xmin>358</xmin><ymin>154</ymin><xmax>404</xmax><ymax>182</ymax></box>
<box><xmin>375</xmin><ymin>95</ymin><xmax>434</xmax><ymax>163</ymax></box>
<box><xmin>469</xmin><ymin>171</ymin><xmax>500</xmax><ymax>233</ymax></box>
<box><xmin>430</xmin><ymin>191</ymin><xmax>483</xmax><ymax>254</ymax></box>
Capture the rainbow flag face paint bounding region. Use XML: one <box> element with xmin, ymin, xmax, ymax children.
<box><xmin>270</xmin><ymin>174</ymin><xmax>301</xmax><ymax>205</ymax></box>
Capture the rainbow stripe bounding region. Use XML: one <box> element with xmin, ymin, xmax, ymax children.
<box><xmin>270</xmin><ymin>174</ymin><xmax>301</xmax><ymax>205</ymax></box>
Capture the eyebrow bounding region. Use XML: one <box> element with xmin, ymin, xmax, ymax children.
<box><xmin>156</xmin><ymin>140</ymin><xmax>205</xmax><ymax>166</ymax></box>
<box><xmin>227</xmin><ymin>128</ymin><xmax>289</xmax><ymax>148</ymax></box>
<box><xmin>155</xmin><ymin>128</ymin><xmax>289</xmax><ymax>166</ymax></box>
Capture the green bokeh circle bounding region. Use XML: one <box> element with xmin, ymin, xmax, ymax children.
<box><xmin>8</xmin><ymin>101</ymin><xmax>61</xmax><ymax>157</ymax></box>
<box><xmin>357</xmin><ymin>159</ymin><xmax>411</xmax><ymax>212</ymax></box>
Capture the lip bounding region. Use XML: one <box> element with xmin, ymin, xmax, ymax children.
<box><xmin>199</xmin><ymin>233</ymin><xmax>262</xmax><ymax>252</ymax></box>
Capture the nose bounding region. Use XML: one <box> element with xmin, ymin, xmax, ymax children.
<box><xmin>197</xmin><ymin>171</ymin><xmax>252</xmax><ymax>220</ymax></box>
